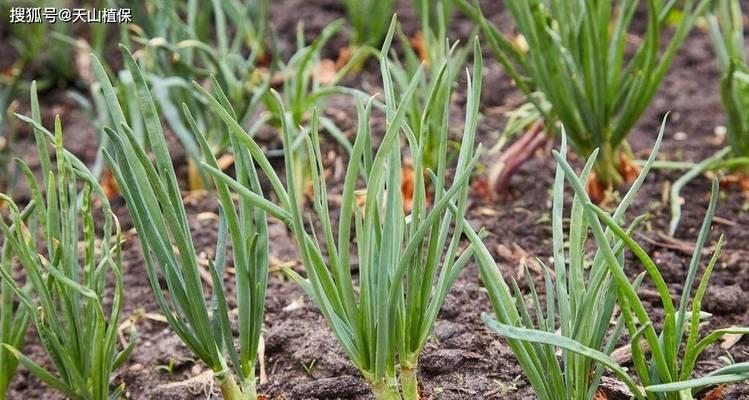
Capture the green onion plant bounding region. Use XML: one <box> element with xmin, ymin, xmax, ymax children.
<box><xmin>470</xmin><ymin>119</ymin><xmax>749</xmax><ymax>399</ymax></box>
<box><xmin>204</xmin><ymin>19</ymin><xmax>483</xmax><ymax>399</ymax></box>
<box><xmin>455</xmin><ymin>0</ymin><xmax>711</xmax><ymax>189</ymax></box>
<box><xmin>95</xmin><ymin>44</ymin><xmax>270</xmax><ymax>400</ymax></box>
<box><xmin>552</xmin><ymin>155</ymin><xmax>749</xmax><ymax>399</ymax></box>
<box><xmin>466</xmin><ymin>120</ymin><xmax>667</xmax><ymax>400</ymax></box>
<box><xmin>0</xmin><ymin>201</ymin><xmax>32</xmax><ymax>400</ymax></box>
<box><xmin>0</xmin><ymin>86</ymin><xmax>135</xmax><ymax>400</ymax></box>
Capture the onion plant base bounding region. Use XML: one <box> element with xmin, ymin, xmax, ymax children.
<box><xmin>587</xmin><ymin>144</ymin><xmax>641</xmax><ymax>203</ymax></box>
<box><xmin>593</xmin><ymin>143</ymin><xmax>626</xmax><ymax>190</ymax></box>
<box><xmin>218</xmin><ymin>375</ymin><xmax>243</xmax><ymax>400</ymax></box>
<box><xmin>400</xmin><ymin>365</ymin><xmax>420</xmax><ymax>400</ymax></box>
<box><xmin>371</xmin><ymin>378</ymin><xmax>400</xmax><ymax>400</ymax></box>
<box><xmin>488</xmin><ymin>120</ymin><xmax>546</xmax><ymax>195</ymax></box>
<box><xmin>217</xmin><ymin>373</ymin><xmax>258</xmax><ymax>400</ymax></box>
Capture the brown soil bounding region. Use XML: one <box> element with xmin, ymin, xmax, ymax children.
<box><xmin>3</xmin><ymin>0</ymin><xmax>749</xmax><ymax>399</ymax></box>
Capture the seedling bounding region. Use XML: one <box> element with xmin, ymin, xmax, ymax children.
<box><xmin>301</xmin><ymin>359</ymin><xmax>317</xmax><ymax>377</ymax></box>
<box><xmin>95</xmin><ymin>45</ymin><xmax>270</xmax><ymax>400</ymax></box>
<box><xmin>455</xmin><ymin>0</ymin><xmax>711</xmax><ymax>189</ymax></box>
<box><xmin>155</xmin><ymin>359</ymin><xmax>178</xmax><ymax>375</ymax></box>
<box><xmin>204</xmin><ymin>18</ymin><xmax>483</xmax><ymax>400</ymax></box>
<box><xmin>0</xmin><ymin>89</ymin><xmax>135</xmax><ymax>400</ymax></box>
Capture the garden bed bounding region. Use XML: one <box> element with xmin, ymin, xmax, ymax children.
<box><xmin>2</xmin><ymin>0</ymin><xmax>749</xmax><ymax>399</ymax></box>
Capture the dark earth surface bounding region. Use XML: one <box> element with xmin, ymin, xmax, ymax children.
<box><xmin>2</xmin><ymin>0</ymin><xmax>749</xmax><ymax>399</ymax></box>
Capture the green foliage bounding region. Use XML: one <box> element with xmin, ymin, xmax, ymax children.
<box><xmin>343</xmin><ymin>0</ymin><xmax>396</xmax><ymax>47</ymax></box>
<box><xmin>388</xmin><ymin>1</ymin><xmax>472</xmax><ymax>170</ymax></box>
<box><xmin>471</xmin><ymin>118</ymin><xmax>749</xmax><ymax>399</ymax></box>
<box><xmin>0</xmin><ymin>74</ymin><xmax>20</xmax><ymax>195</ymax></box>
<box><xmin>708</xmin><ymin>0</ymin><xmax>749</xmax><ymax>159</ymax></box>
<box><xmin>0</xmin><ymin>0</ymin><xmax>76</xmax><ymax>84</ymax></box>
<box><xmin>0</xmin><ymin>197</ymin><xmax>32</xmax><ymax>400</ymax></box>
<box><xmin>95</xmin><ymin>45</ymin><xmax>270</xmax><ymax>400</ymax></box>
<box><xmin>0</xmin><ymin>85</ymin><xmax>135</xmax><ymax>400</ymax></box>
<box><xmin>412</xmin><ymin>0</ymin><xmax>453</xmax><ymax>33</ymax></box>
<box><xmin>0</xmin><ymin>0</ymin><xmax>112</xmax><ymax>190</ymax></box>
<box><xmin>124</xmin><ymin>0</ymin><xmax>270</xmax><ymax>185</ymax></box>
<box><xmin>553</xmin><ymin>155</ymin><xmax>748</xmax><ymax>400</ymax></box>
<box><xmin>455</xmin><ymin>0</ymin><xmax>711</xmax><ymax>187</ymax></box>
<box><xmin>260</xmin><ymin>21</ymin><xmax>371</xmax><ymax>206</ymax></box>
<box><xmin>204</xmin><ymin>18</ymin><xmax>483</xmax><ymax>400</ymax></box>
<box><xmin>467</xmin><ymin>120</ymin><xmax>667</xmax><ymax>400</ymax></box>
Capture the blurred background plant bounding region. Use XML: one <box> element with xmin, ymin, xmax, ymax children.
<box><xmin>667</xmin><ymin>0</ymin><xmax>749</xmax><ymax>235</ymax></box>
<box><xmin>261</xmin><ymin>20</ymin><xmax>371</xmax><ymax>207</ymax></box>
<box><xmin>412</xmin><ymin>0</ymin><xmax>452</xmax><ymax>33</ymax></box>
<box><xmin>342</xmin><ymin>0</ymin><xmax>395</xmax><ymax>48</ymax></box>
<box><xmin>0</xmin><ymin>0</ymin><xmax>113</xmax><ymax>194</ymax></box>
<box><xmin>455</xmin><ymin>0</ymin><xmax>711</xmax><ymax>197</ymax></box>
<box><xmin>1</xmin><ymin>0</ymin><xmax>77</xmax><ymax>86</ymax></box>
<box><xmin>709</xmin><ymin>0</ymin><xmax>749</xmax><ymax>163</ymax></box>
<box><xmin>0</xmin><ymin>75</ymin><xmax>19</xmax><ymax>196</ymax></box>
<box><xmin>388</xmin><ymin>0</ymin><xmax>471</xmax><ymax>172</ymax></box>
<box><xmin>117</xmin><ymin>0</ymin><xmax>271</xmax><ymax>188</ymax></box>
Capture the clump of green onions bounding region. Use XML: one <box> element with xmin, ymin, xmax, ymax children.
<box><xmin>466</xmin><ymin>119</ymin><xmax>666</xmax><ymax>399</ymax></box>
<box><xmin>708</xmin><ymin>0</ymin><xmax>749</xmax><ymax>163</ymax></box>
<box><xmin>553</xmin><ymin>152</ymin><xmax>749</xmax><ymax>399</ymax></box>
<box><xmin>470</xmin><ymin>118</ymin><xmax>749</xmax><ymax>399</ymax></box>
<box><xmin>0</xmin><ymin>84</ymin><xmax>135</xmax><ymax>400</ymax></box>
<box><xmin>204</xmin><ymin>18</ymin><xmax>483</xmax><ymax>399</ymax></box>
<box><xmin>94</xmin><ymin>45</ymin><xmax>270</xmax><ymax>400</ymax></box>
<box><xmin>455</xmin><ymin>0</ymin><xmax>711</xmax><ymax>188</ymax></box>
